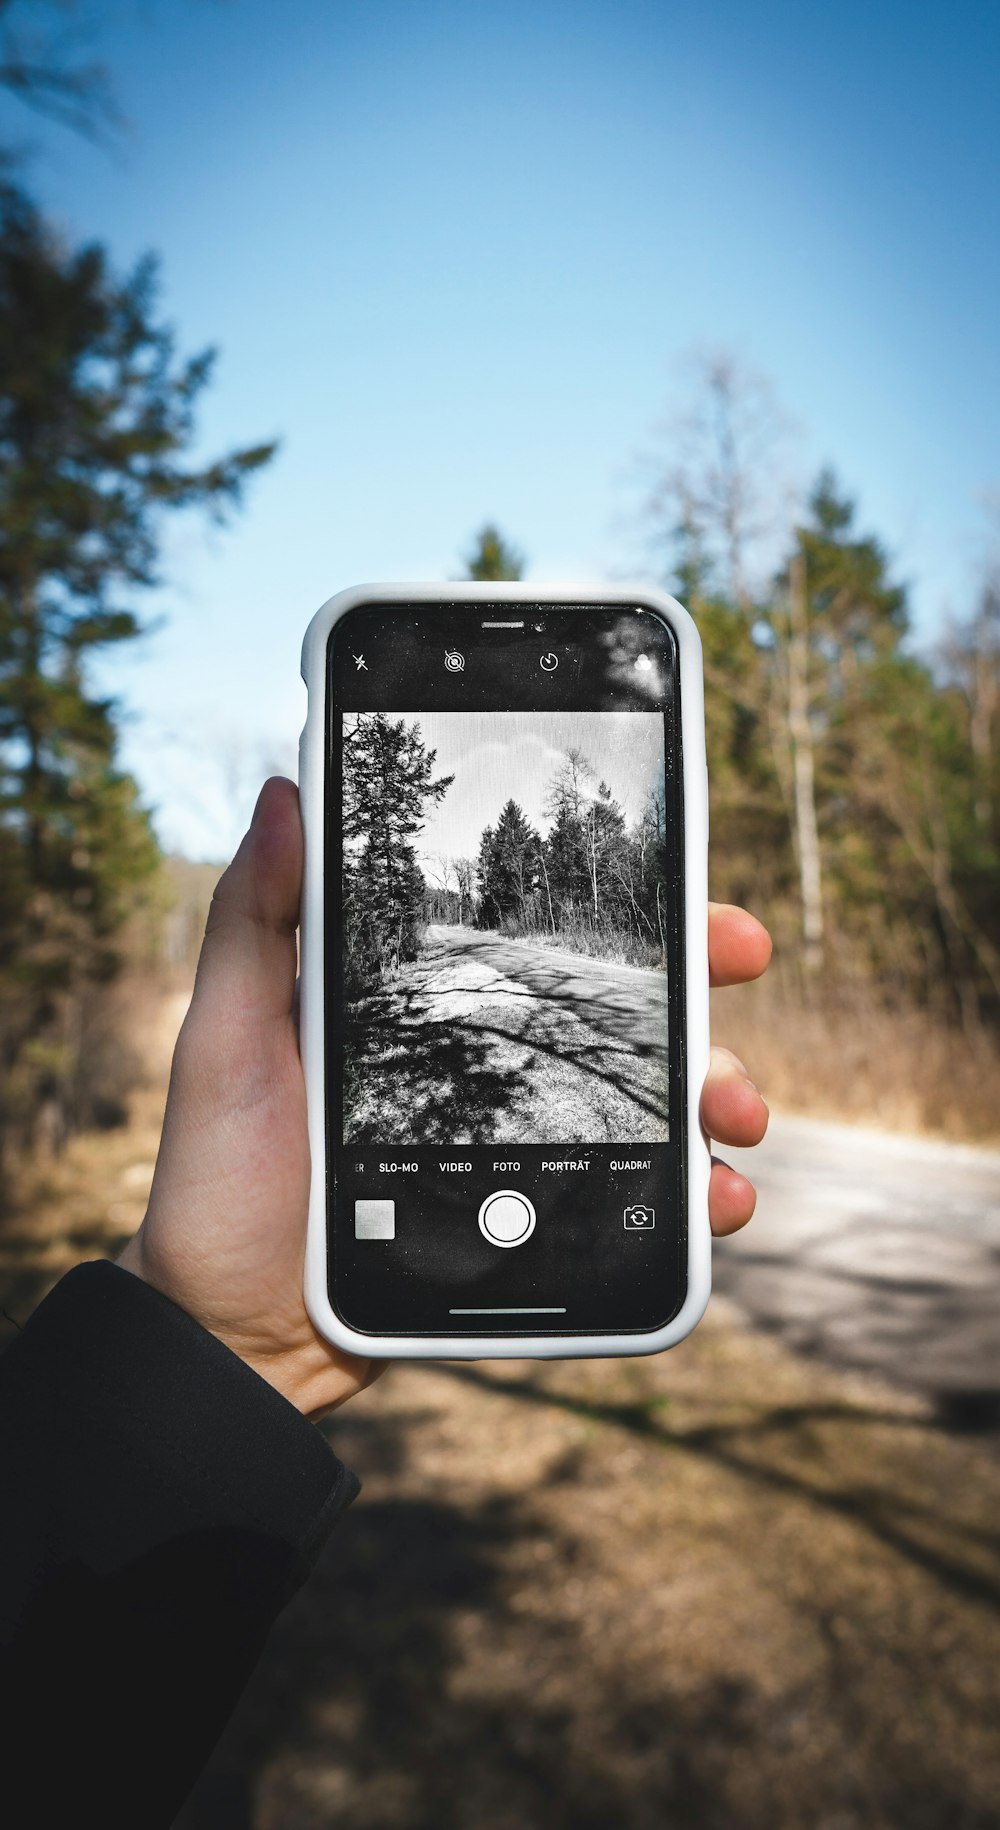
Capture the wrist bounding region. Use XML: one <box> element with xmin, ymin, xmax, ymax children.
<box><xmin>117</xmin><ymin>1233</ymin><xmax>375</xmax><ymax>1419</ymax></box>
<box><xmin>233</xmin><ymin>1342</ymin><xmax>369</xmax><ymax>1421</ymax></box>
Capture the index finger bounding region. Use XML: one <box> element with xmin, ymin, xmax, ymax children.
<box><xmin>708</xmin><ymin>902</ymin><xmax>772</xmax><ymax>988</ymax></box>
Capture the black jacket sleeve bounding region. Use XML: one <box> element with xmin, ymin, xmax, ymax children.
<box><xmin>0</xmin><ymin>1260</ymin><xmax>360</xmax><ymax>1827</ymax></box>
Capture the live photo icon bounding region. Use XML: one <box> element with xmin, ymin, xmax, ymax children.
<box><xmin>623</xmin><ymin>1204</ymin><xmax>655</xmax><ymax>1229</ymax></box>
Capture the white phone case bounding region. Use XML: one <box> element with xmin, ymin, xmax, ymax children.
<box><xmin>299</xmin><ymin>582</ymin><xmax>710</xmax><ymax>1359</ymax></box>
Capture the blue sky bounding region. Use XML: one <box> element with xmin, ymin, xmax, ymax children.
<box><xmin>5</xmin><ymin>0</ymin><xmax>999</xmax><ymax>856</ymax></box>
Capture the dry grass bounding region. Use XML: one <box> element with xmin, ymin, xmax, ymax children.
<box><xmin>0</xmin><ymin>985</ymin><xmax>184</xmax><ymax>1346</ymax></box>
<box><xmin>715</xmin><ymin>978</ymin><xmax>1000</xmax><ymax>1144</ymax></box>
<box><xmin>494</xmin><ymin>915</ymin><xmax>663</xmax><ymax>971</ymax></box>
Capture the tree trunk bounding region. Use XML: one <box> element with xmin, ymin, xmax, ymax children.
<box><xmin>586</xmin><ymin>816</ymin><xmax>599</xmax><ymax>919</ymax></box>
<box><xmin>539</xmin><ymin>849</ymin><xmax>557</xmax><ymax>936</ymax></box>
<box><xmin>787</xmin><ymin>549</ymin><xmax>824</xmax><ymax>973</ymax></box>
<box><xmin>655</xmin><ymin>881</ymin><xmax>668</xmax><ymax>967</ymax></box>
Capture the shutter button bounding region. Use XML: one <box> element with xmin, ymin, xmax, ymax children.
<box><xmin>478</xmin><ymin>1190</ymin><xmax>536</xmax><ymax>1248</ymax></box>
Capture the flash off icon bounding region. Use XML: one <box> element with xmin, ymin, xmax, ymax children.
<box><xmin>624</xmin><ymin>1204</ymin><xmax>655</xmax><ymax>1229</ymax></box>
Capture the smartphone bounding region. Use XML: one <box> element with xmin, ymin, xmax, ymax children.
<box><xmin>299</xmin><ymin>583</ymin><xmax>710</xmax><ymax>1360</ymax></box>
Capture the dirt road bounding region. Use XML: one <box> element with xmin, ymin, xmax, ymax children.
<box><xmin>346</xmin><ymin>925</ymin><xmax>670</xmax><ymax>1144</ymax></box>
<box><xmin>718</xmin><ymin>1114</ymin><xmax>1000</xmax><ymax>1414</ymax></box>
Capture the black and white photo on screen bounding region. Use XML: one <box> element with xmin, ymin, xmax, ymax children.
<box><xmin>341</xmin><ymin>709</ymin><xmax>671</xmax><ymax>1146</ymax></box>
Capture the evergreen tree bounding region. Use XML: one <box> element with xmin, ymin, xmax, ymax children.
<box><xmin>632</xmin><ymin>786</ymin><xmax>670</xmax><ymax>960</ymax></box>
<box><xmin>475</xmin><ymin>823</ymin><xmax>495</xmax><ymax>927</ymax></box>
<box><xmin>0</xmin><ymin>178</ymin><xmax>275</xmax><ymax>1167</ymax></box>
<box><xmin>464</xmin><ymin>523</ymin><xmax>525</xmax><ymax>581</ymax></box>
<box><xmin>646</xmin><ymin>353</ymin><xmax>1000</xmax><ymax>1021</ymax></box>
<box><xmin>543</xmin><ymin>799</ymin><xmax>589</xmax><ymax>916</ymax></box>
<box><xmin>342</xmin><ymin>712</ymin><xmax>453</xmax><ymax>980</ymax></box>
<box><xmin>768</xmin><ymin>471</ymin><xmax>909</xmax><ymax>973</ymax></box>
<box><xmin>476</xmin><ymin>799</ymin><xmax>540</xmax><ymax>927</ymax></box>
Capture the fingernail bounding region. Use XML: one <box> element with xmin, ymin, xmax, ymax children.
<box><xmin>732</xmin><ymin>1057</ymin><xmax>764</xmax><ymax>1101</ymax></box>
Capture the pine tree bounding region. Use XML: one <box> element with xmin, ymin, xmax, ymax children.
<box><xmin>464</xmin><ymin>523</ymin><xmax>525</xmax><ymax>581</ymax></box>
<box><xmin>342</xmin><ymin>712</ymin><xmax>453</xmax><ymax>979</ymax></box>
<box><xmin>543</xmin><ymin>800</ymin><xmax>589</xmax><ymax>917</ymax></box>
<box><xmin>770</xmin><ymin>470</ymin><xmax>909</xmax><ymax>974</ymax></box>
<box><xmin>0</xmin><ymin>178</ymin><xmax>276</xmax><ymax>1167</ymax></box>
<box><xmin>476</xmin><ymin>799</ymin><xmax>540</xmax><ymax>927</ymax></box>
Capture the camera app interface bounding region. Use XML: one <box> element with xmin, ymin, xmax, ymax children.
<box><xmin>327</xmin><ymin>604</ymin><xmax>687</xmax><ymax>1337</ymax></box>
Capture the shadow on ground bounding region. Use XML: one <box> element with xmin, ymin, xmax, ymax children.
<box><xmin>176</xmin><ymin>1347</ymin><xmax>1000</xmax><ymax>1830</ymax></box>
<box><xmin>344</xmin><ymin>934</ymin><xmax>670</xmax><ymax>1145</ymax></box>
<box><xmin>344</xmin><ymin>985</ymin><xmax>525</xmax><ymax>1144</ymax></box>
<box><xmin>713</xmin><ymin>1222</ymin><xmax>1000</xmax><ymax>1430</ymax></box>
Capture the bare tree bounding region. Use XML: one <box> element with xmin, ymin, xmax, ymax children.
<box><xmin>455</xmin><ymin>857</ymin><xmax>475</xmax><ymax>925</ymax></box>
<box><xmin>543</xmin><ymin>746</ymin><xmax>592</xmax><ymax>823</ymax></box>
<box><xmin>644</xmin><ymin>348</ymin><xmax>798</xmax><ymax>608</ymax></box>
<box><xmin>644</xmin><ymin>351</ymin><xmax>824</xmax><ymax>964</ymax></box>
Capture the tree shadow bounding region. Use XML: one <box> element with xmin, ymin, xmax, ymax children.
<box><xmin>713</xmin><ymin>1218</ymin><xmax>1000</xmax><ymax>1431</ymax></box>
<box><xmin>345</xmin><ymin>988</ymin><xmax>526</xmax><ymax>1143</ymax></box>
<box><xmin>345</xmin><ymin>935</ymin><xmax>670</xmax><ymax>1144</ymax></box>
<box><xmin>174</xmin><ymin>1380</ymin><xmax>1000</xmax><ymax>1830</ymax></box>
<box><xmin>441</xmin><ymin>1367</ymin><xmax>1000</xmax><ymax>1614</ymax></box>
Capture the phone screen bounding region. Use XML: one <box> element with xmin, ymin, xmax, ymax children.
<box><xmin>325</xmin><ymin>602</ymin><xmax>687</xmax><ymax>1338</ymax></box>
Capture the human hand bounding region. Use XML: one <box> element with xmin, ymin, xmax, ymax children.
<box><xmin>119</xmin><ymin>777</ymin><xmax>378</xmax><ymax>1421</ymax></box>
<box><xmin>120</xmin><ymin>780</ymin><xmax>770</xmax><ymax>1418</ymax></box>
<box><xmin>702</xmin><ymin>904</ymin><xmax>771</xmax><ymax>1231</ymax></box>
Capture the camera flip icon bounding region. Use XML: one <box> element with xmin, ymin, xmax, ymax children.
<box><xmin>623</xmin><ymin>1204</ymin><xmax>655</xmax><ymax>1230</ymax></box>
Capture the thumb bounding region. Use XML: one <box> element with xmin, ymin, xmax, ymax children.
<box><xmin>192</xmin><ymin>777</ymin><xmax>303</xmax><ymax>1027</ymax></box>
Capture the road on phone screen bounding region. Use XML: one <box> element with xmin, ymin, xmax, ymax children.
<box><xmin>717</xmin><ymin>1115</ymin><xmax>1000</xmax><ymax>1414</ymax></box>
<box><xmin>345</xmin><ymin>923</ymin><xmax>670</xmax><ymax>1146</ymax></box>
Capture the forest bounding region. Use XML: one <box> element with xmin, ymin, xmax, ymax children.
<box><xmin>344</xmin><ymin>713</ymin><xmax>673</xmax><ymax>986</ymax></box>
<box><xmin>335</xmin><ymin>437</ymin><xmax>1000</xmax><ymax>1140</ymax></box>
<box><xmin>438</xmin><ymin>759</ymin><xmax>669</xmax><ymax>968</ymax></box>
<box><xmin>641</xmin><ymin>361</ymin><xmax>1000</xmax><ymax>1040</ymax></box>
<box><xmin>343</xmin><ymin>416</ymin><xmax>1000</xmax><ymax>1055</ymax></box>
